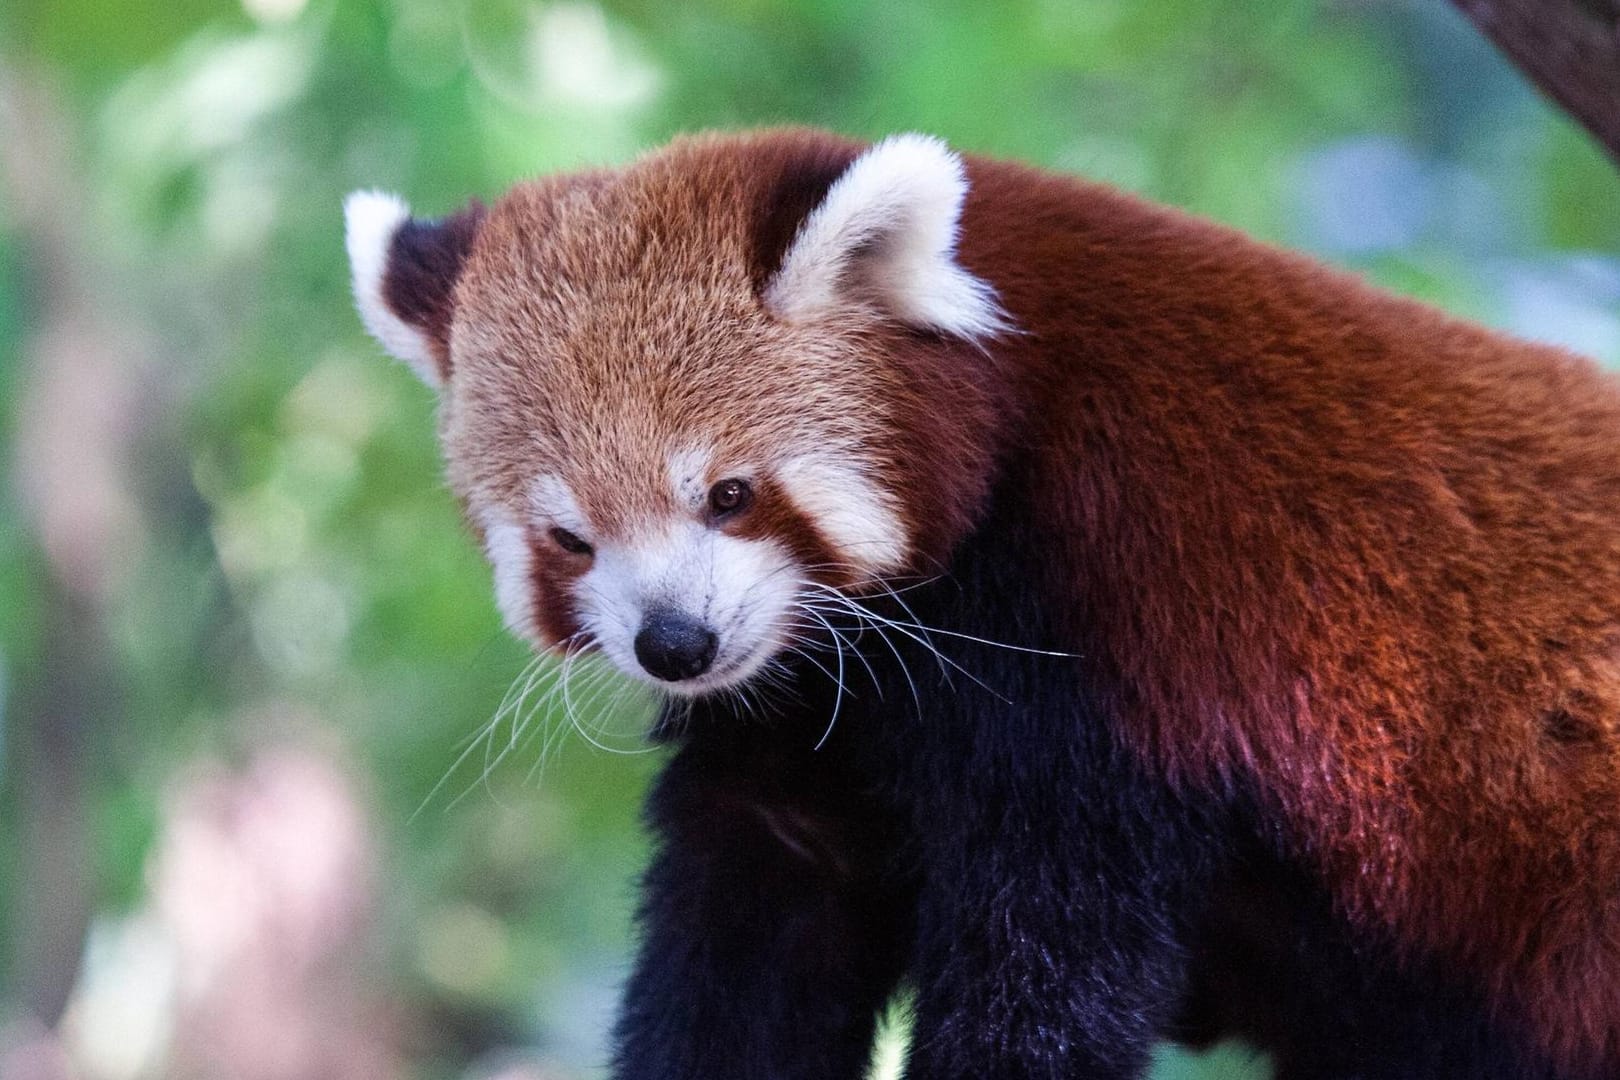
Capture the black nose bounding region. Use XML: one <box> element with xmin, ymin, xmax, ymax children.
<box><xmin>634</xmin><ymin>609</ymin><xmax>719</xmax><ymax>682</ymax></box>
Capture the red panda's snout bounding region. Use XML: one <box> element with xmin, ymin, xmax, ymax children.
<box><xmin>568</xmin><ymin>508</ymin><xmax>803</xmax><ymax>694</ymax></box>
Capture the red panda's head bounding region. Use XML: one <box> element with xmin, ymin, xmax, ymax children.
<box><xmin>345</xmin><ymin>130</ymin><xmax>1010</xmax><ymax>695</ymax></box>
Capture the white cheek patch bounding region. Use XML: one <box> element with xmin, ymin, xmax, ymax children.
<box><xmin>776</xmin><ymin>454</ymin><xmax>909</xmax><ymax>575</ymax></box>
<box><xmin>476</xmin><ymin>505</ymin><xmax>538</xmax><ymax>644</ymax></box>
<box><xmin>343</xmin><ymin>190</ymin><xmax>443</xmax><ymax>388</ymax></box>
<box><xmin>529</xmin><ymin>473</ymin><xmax>591</xmax><ymax>536</ymax></box>
<box><xmin>574</xmin><ymin>523</ymin><xmax>799</xmax><ymax>692</ymax></box>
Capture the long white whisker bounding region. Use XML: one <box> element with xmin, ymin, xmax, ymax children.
<box><xmin>775</xmin><ymin>628</ymin><xmax>842</xmax><ymax>685</ymax></box>
<box><xmin>799</xmin><ymin>595</ymin><xmax>945</xmax><ymax>677</ymax></box>
<box><xmin>797</xmin><ymin>603</ymin><xmax>849</xmax><ymax>752</ymax></box>
<box><xmin>802</xmin><ymin>590</ymin><xmax>955</xmax><ymax>690</ymax></box>
<box><xmin>797</xmin><ymin>596</ymin><xmax>883</xmax><ymax>694</ymax></box>
<box><xmin>875</xmin><ymin>618</ymin><xmax>1081</xmax><ymax>657</ymax></box>
<box><xmin>813</xmin><ymin>580</ymin><xmax>1079</xmax><ymax>657</ymax></box>
<box><xmin>524</xmin><ymin>674</ymin><xmax>579</xmax><ymax>785</ymax></box>
<box><xmin>814</xmin><ymin>594</ymin><xmax>925</xmax><ymax>720</ymax></box>
<box><xmin>804</xmin><ymin>591</ymin><xmax>1012</xmax><ymax>705</ymax></box>
<box><xmin>472</xmin><ymin>636</ymin><xmax>591</xmax><ymax>803</ymax></box>
<box><xmin>562</xmin><ymin>644</ymin><xmax>660</xmax><ymax>756</ymax></box>
<box><xmin>410</xmin><ymin>652</ymin><xmax>554</xmax><ymax>822</ymax></box>
<box><xmin>487</xmin><ymin>656</ymin><xmax>552</xmax><ymax>786</ymax></box>
<box><xmin>579</xmin><ymin>663</ymin><xmax>643</xmax><ymax>744</ymax></box>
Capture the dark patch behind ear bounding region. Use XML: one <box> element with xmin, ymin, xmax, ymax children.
<box><xmin>749</xmin><ymin>139</ymin><xmax>861</xmax><ymax>296</ymax></box>
<box><xmin>382</xmin><ymin>199</ymin><xmax>488</xmax><ymax>374</ymax></box>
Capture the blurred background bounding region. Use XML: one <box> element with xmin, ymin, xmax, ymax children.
<box><xmin>0</xmin><ymin>1</ymin><xmax>1616</xmax><ymax>1077</ymax></box>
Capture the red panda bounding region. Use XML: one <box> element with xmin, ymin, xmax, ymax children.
<box><xmin>345</xmin><ymin>128</ymin><xmax>1620</xmax><ymax>1079</ymax></box>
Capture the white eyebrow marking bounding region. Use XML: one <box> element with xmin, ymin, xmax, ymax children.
<box><xmin>667</xmin><ymin>447</ymin><xmax>715</xmax><ymax>510</ymax></box>
<box><xmin>528</xmin><ymin>473</ymin><xmax>591</xmax><ymax>534</ymax></box>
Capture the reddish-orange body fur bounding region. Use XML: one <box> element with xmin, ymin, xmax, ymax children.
<box><xmin>955</xmin><ymin>151</ymin><xmax>1620</xmax><ymax>1070</ymax></box>
<box><xmin>351</xmin><ymin>129</ymin><xmax>1620</xmax><ymax>1075</ymax></box>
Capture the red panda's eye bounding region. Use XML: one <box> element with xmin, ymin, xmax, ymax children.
<box><xmin>707</xmin><ymin>478</ymin><xmax>753</xmax><ymax>519</ymax></box>
<box><xmin>549</xmin><ymin>527</ymin><xmax>593</xmax><ymax>556</ymax></box>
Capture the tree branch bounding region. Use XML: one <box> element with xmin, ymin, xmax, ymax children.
<box><xmin>1449</xmin><ymin>0</ymin><xmax>1620</xmax><ymax>167</ymax></box>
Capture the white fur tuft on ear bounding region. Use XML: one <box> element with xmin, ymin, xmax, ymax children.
<box><xmin>764</xmin><ymin>133</ymin><xmax>1010</xmax><ymax>341</ymax></box>
<box><xmin>343</xmin><ymin>189</ymin><xmax>443</xmax><ymax>388</ymax></box>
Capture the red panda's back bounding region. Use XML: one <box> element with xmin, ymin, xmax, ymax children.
<box><xmin>957</xmin><ymin>157</ymin><xmax>1620</xmax><ymax>1073</ymax></box>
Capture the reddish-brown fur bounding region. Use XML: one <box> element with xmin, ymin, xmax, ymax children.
<box><xmin>952</xmin><ymin>152</ymin><xmax>1620</xmax><ymax>1072</ymax></box>
<box><xmin>432</xmin><ymin>130</ymin><xmax>1620</xmax><ymax>1072</ymax></box>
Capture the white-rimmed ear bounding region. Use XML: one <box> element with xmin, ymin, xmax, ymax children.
<box><xmin>343</xmin><ymin>190</ymin><xmax>485</xmax><ymax>388</ymax></box>
<box><xmin>762</xmin><ymin>133</ymin><xmax>1009</xmax><ymax>341</ymax></box>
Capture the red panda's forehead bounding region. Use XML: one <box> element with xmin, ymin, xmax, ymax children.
<box><xmin>448</xmin><ymin>297</ymin><xmax>888</xmax><ymax>546</ymax></box>
<box><xmin>461</xmin><ymin>147</ymin><xmax>763</xmax><ymax>311</ymax></box>
<box><xmin>451</xmin><ymin>321</ymin><xmax>885</xmax><ymax>541</ymax></box>
<box><xmin>453</xmin><ymin>154</ymin><xmax>789</xmax><ymax>396</ymax></box>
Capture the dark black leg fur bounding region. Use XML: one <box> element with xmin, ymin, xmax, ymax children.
<box><xmin>884</xmin><ymin>519</ymin><xmax>1229</xmax><ymax>1079</ymax></box>
<box><xmin>897</xmin><ymin>697</ymin><xmax>1222</xmax><ymax>1079</ymax></box>
<box><xmin>611</xmin><ymin>701</ymin><xmax>912</xmax><ymax>1080</ymax></box>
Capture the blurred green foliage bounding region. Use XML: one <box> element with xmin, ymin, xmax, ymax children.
<box><xmin>0</xmin><ymin>1</ymin><xmax>1616</xmax><ymax>1077</ymax></box>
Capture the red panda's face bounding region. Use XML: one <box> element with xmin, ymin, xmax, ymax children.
<box><xmin>345</xmin><ymin>131</ymin><xmax>1007</xmax><ymax>694</ymax></box>
<box><xmin>441</xmin><ymin>231</ymin><xmax>913</xmax><ymax>693</ymax></box>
